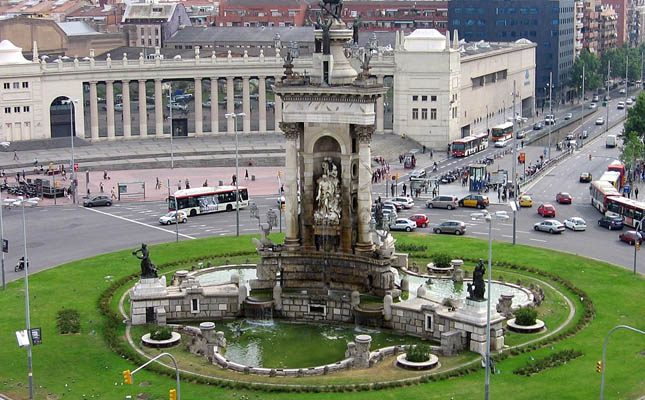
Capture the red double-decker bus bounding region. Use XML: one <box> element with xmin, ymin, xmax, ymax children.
<box><xmin>451</xmin><ymin>132</ymin><xmax>489</xmax><ymax>157</ymax></box>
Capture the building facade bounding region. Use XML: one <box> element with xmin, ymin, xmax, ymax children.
<box><xmin>448</xmin><ymin>0</ymin><xmax>574</xmax><ymax>103</ymax></box>
<box><xmin>602</xmin><ymin>0</ymin><xmax>628</xmax><ymax>45</ymax></box>
<box><xmin>0</xmin><ymin>29</ymin><xmax>535</xmax><ymax>151</ymax></box>
<box><xmin>122</xmin><ymin>3</ymin><xmax>191</xmax><ymax>48</ymax></box>
<box><xmin>599</xmin><ymin>5</ymin><xmax>619</xmax><ymax>51</ymax></box>
<box><xmin>575</xmin><ymin>0</ymin><xmax>585</xmax><ymax>57</ymax></box>
<box><xmin>212</xmin><ymin>0</ymin><xmax>308</xmax><ymax>27</ymax></box>
<box><xmin>628</xmin><ymin>1</ymin><xmax>645</xmax><ymax>47</ymax></box>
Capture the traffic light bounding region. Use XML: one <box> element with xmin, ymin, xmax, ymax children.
<box><xmin>596</xmin><ymin>360</ymin><xmax>603</xmax><ymax>373</ymax></box>
<box><xmin>636</xmin><ymin>241</ymin><xmax>641</xmax><ymax>251</ymax></box>
<box><xmin>169</xmin><ymin>389</ymin><xmax>177</xmax><ymax>400</ymax></box>
<box><xmin>123</xmin><ymin>370</ymin><xmax>132</xmax><ymax>384</ymax></box>
<box><xmin>589</xmin><ymin>154</ymin><xmax>592</xmax><ymax>160</ymax></box>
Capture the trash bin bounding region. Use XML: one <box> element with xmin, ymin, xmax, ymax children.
<box><xmin>219</xmin><ymin>180</ymin><xmax>224</xmax><ymax>186</ymax></box>
<box><xmin>251</xmin><ymin>175</ymin><xmax>256</xmax><ymax>181</ymax></box>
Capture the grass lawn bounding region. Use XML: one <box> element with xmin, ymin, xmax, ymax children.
<box><xmin>0</xmin><ymin>233</ymin><xmax>643</xmax><ymax>399</ymax></box>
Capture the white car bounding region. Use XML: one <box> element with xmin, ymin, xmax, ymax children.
<box><xmin>564</xmin><ymin>112</ymin><xmax>573</xmax><ymax>120</ymax></box>
<box><xmin>495</xmin><ymin>138</ymin><xmax>508</xmax><ymax>148</ymax></box>
<box><xmin>410</xmin><ymin>169</ymin><xmax>427</xmax><ymax>179</ymax></box>
<box><xmin>626</xmin><ymin>98</ymin><xmax>634</xmax><ymax>106</ymax></box>
<box><xmin>595</xmin><ymin>117</ymin><xmax>605</xmax><ymax>125</ymax></box>
<box><xmin>392</xmin><ymin>196</ymin><xmax>414</xmax><ymax>209</ymax></box>
<box><xmin>564</xmin><ymin>217</ymin><xmax>587</xmax><ymax>231</ymax></box>
<box><xmin>619</xmin><ymin>88</ymin><xmax>626</xmax><ymax>94</ymax></box>
<box><xmin>390</xmin><ymin>218</ymin><xmax>417</xmax><ymax>232</ymax></box>
<box><xmin>534</xmin><ymin>219</ymin><xmax>565</xmax><ymax>234</ymax></box>
<box><xmin>382</xmin><ymin>208</ymin><xmax>397</xmax><ymax>221</ymax></box>
<box><xmin>588</xmin><ymin>103</ymin><xmax>597</xmax><ymax>109</ymax></box>
<box><xmin>617</xmin><ymin>101</ymin><xmax>625</xmax><ymax>110</ymax></box>
<box><xmin>167</xmin><ymin>102</ymin><xmax>188</xmax><ymax>112</ymax></box>
<box><xmin>159</xmin><ymin>211</ymin><xmax>188</xmax><ymax>225</ymax></box>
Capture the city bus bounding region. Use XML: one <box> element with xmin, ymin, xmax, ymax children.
<box><xmin>589</xmin><ymin>180</ymin><xmax>621</xmax><ymax>213</ymax></box>
<box><xmin>490</xmin><ymin>122</ymin><xmax>513</xmax><ymax>142</ymax></box>
<box><xmin>607</xmin><ymin>160</ymin><xmax>626</xmax><ymax>187</ymax></box>
<box><xmin>168</xmin><ymin>186</ymin><xmax>249</xmax><ymax>216</ymax></box>
<box><xmin>606</xmin><ymin>197</ymin><xmax>645</xmax><ymax>228</ymax></box>
<box><xmin>451</xmin><ymin>132</ymin><xmax>489</xmax><ymax>157</ymax></box>
<box><xmin>598</xmin><ymin>171</ymin><xmax>621</xmax><ymax>189</ymax></box>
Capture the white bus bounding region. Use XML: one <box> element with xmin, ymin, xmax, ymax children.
<box><xmin>168</xmin><ymin>186</ymin><xmax>249</xmax><ymax>217</ymax></box>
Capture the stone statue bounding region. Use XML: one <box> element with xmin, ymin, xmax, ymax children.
<box><xmin>467</xmin><ymin>259</ymin><xmax>486</xmax><ymax>301</ymax></box>
<box><xmin>311</xmin><ymin>13</ymin><xmax>333</xmax><ymax>55</ymax></box>
<box><xmin>373</xmin><ymin>197</ymin><xmax>384</xmax><ymax>230</ymax></box>
<box><xmin>352</xmin><ymin>15</ymin><xmax>362</xmax><ymax>44</ymax></box>
<box><xmin>133</xmin><ymin>243</ymin><xmax>157</xmax><ymax>278</ymax></box>
<box><xmin>314</xmin><ymin>158</ymin><xmax>341</xmax><ymax>225</ymax></box>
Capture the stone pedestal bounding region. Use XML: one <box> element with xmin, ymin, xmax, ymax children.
<box><xmin>130</xmin><ymin>277</ymin><xmax>169</xmax><ymax>325</ymax></box>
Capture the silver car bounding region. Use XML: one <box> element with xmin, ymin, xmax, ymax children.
<box><xmin>390</xmin><ymin>218</ymin><xmax>417</xmax><ymax>232</ymax></box>
<box><xmin>392</xmin><ymin>196</ymin><xmax>414</xmax><ymax>209</ymax></box>
<box><xmin>426</xmin><ymin>195</ymin><xmax>458</xmax><ymax>210</ymax></box>
<box><xmin>433</xmin><ymin>220</ymin><xmax>466</xmax><ymax>235</ymax></box>
<box><xmin>533</xmin><ymin>219</ymin><xmax>565</xmax><ymax>234</ymax></box>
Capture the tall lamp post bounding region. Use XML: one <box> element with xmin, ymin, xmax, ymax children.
<box><xmin>634</xmin><ymin>217</ymin><xmax>644</xmax><ymax>275</ymax></box>
<box><xmin>471</xmin><ymin>210</ymin><xmax>509</xmax><ymax>400</ymax></box>
<box><xmin>606</xmin><ymin>60</ymin><xmax>611</xmax><ymax>133</ymax></box>
<box><xmin>547</xmin><ymin>72</ymin><xmax>553</xmax><ymax>160</ymax></box>
<box><xmin>163</xmin><ymin>83</ymin><xmax>175</xmax><ymax>169</ymax></box>
<box><xmin>0</xmin><ymin>141</ymin><xmax>8</xmax><ymax>290</ymax></box>
<box><xmin>225</xmin><ymin>112</ymin><xmax>246</xmax><ymax>237</ymax></box>
<box><xmin>579</xmin><ymin>65</ymin><xmax>585</xmax><ymax>148</ymax></box>
<box><xmin>12</xmin><ymin>196</ymin><xmax>39</xmax><ymax>399</ymax></box>
<box><xmin>61</xmin><ymin>99</ymin><xmax>78</xmax><ymax>203</ymax></box>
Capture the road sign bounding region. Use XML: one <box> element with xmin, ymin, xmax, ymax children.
<box><xmin>29</xmin><ymin>328</ymin><xmax>42</xmax><ymax>345</ymax></box>
<box><xmin>519</xmin><ymin>152</ymin><xmax>525</xmax><ymax>164</ymax></box>
<box><xmin>2</xmin><ymin>238</ymin><xmax>7</xmax><ymax>253</ymax></box>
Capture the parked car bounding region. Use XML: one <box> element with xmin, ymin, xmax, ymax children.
<box><xmin>534</xmin><ymin>219</ymin><xmax>565</xmax><ymax>234</ymax></box>
<box><xmin>390</xmin><ymin>218</ymin><xmax>417</xmax><ymax>232</ymax></box>
<box><xmin>566</xmin><ymin>132</ymin><xmax>575</xmax><ymax>141</ymax></box>
<box><xmin>598</xmin><ymin>215</ymin><xmax>624</xmax><ymax>230</ymax></box>
<box><xmin>519</xmin><ymin>195</ymin><xmax>533</xmax><ymax>207</ymax></box>
<box><xmin>114</xmin><ymin>103</ymin><xmax>123</xmax><ymax>111</ymax></box>
<box><xmin>564</xmin><ymin>217</ymin><xmax>587</xmax><ymax>231</ymax></box>
<box><xmin>604</xmin><ymin>95</ymin><xmax>612</xmax><ymax>101</ymax></box>
<box><xmin>433</xmin><ymin>220</ymin><xmax>466</xmax><ymax>235</ymax></box>
<box><xmin>426</xmin><ymin>195</ymin><xmax>458</xmax><ymax>210</ymax></box>
<box><xmin>581</xmin><ymin>130</ymin><xmax>588</xmax><ymax>139</ymax></box>
<box><xmin>588</xmin><ymin>103</ymin><xmax>597</xmax><ymax>109</ymax></box>
<box><xmin>537</xmin><ymin>203</ymin><xmax>556</xmax><ymax>217</ymax></box>
<box><xmin>619</xmin><ymin>231</ymin><xmax>643</xmax><ymax>245</ymax></box>
<box><xmin>410</xmin><ymin>169</ymin><xmax>427</xmax><ymax>179</ymax></box>
<box><xmin>593</xmin><ymin>95</ymin><xmax>599</xmax><ymax>102</ymax></box>
<box><xmin>619</xmin><ymin>88</ymin><xmax>626</xmax><ymax>94</ymax></box>
<box><xmin>626</xmin><ymin>98</ymin><xmax>634</xmax><ymax>106</ymax></box>
<box><xmin>167</xmin><ymin>102</ymin><xmax>188</xmax><ymax>112</ymax></box>
<box><xmin>533</xmin><ymin>122</ymin><xmax>543</xmax><ymax>130</ymax></box>
<box><xmin>382</xmin><ymin>208</ymin><xmax>397</xmax><ymax>220</ymax></box>
<box><xmin>595</xmin><ymin>117</ymin><xmax>605</xmax><ymax>125</ymax></box>
<box><xmin>556</xmin><ymin>192</ymin><xmax>572</xmax><ymax>204</ymax></box>
<box><xmin>579</xmin><ymin>172</ymin><xmax>592</xmax><ymax>183</ymax></box>
<box><xmin>564</xmin><ymin>112</ymin><xmax>573</xmax><ymax>120</ymax></box>
<box><xmin>384</xmin><ymin>201</ymin><xmax>403</xmax><ymax>212</ymax></box>
<box><xmin>617</xmin><ymin>101</ymin><xmax>625</xmax><ymax>110</ymax></box>
<box><xmin>495</xmin><ymin>138</ymin><xmax>508</xmax><ymax>148</ymax></box>
<box><xmin>408</xmin><ymin>214</ymin><xmax>429</xmax><ymax>228</ymax></box>
<box><xmin>159</xmin><ymin>210</ymin><xmax>188</xmax><ymax>225</ymax></box>
<box><xmin>83</xmin><ymin>195</ymin><xmax>112</xmax><ymax>207</ymax></box>
<box><xmin>459</xmin><ymin>194</ymin><xmax>489</xmax><ymax>209</ymax></box>
<box><xmin>392</xmin><ymin>196</ymin><xmax>414</xmax><ymax>209</ymax></box>
<box><xmin>202</xmin><ymin>100</ymin><xmax>211</xmax><ymax>107</ymax></box>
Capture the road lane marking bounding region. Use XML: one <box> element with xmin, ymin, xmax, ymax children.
<box><xmin>471</xmin><ymin>231</ymin><xmax>488</xmax><ymax>235</ymax></box>
<box><xmin>82</xmin><ymin>207</ymin><xmax>196</xmax><ymax>239</ymax></box>
<box><xmin>529</xmin><ymin>238</ymin><xmax>547</xmax><ymax>242</ymax></box>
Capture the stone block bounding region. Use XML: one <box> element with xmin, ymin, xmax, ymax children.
<box><xmin>218</xmin><ymin>304</ymin><xmax>227</xmax><ymax>311</ymax></box>
<box><xmin>334</xmin><ymin>308</ymin><xmax>341</xmax><ymax>315</ymax></box>
<box><xmin>454</xmin><ymin>322</ymin><xmax>463</xmax><ymax>330</ymax></box>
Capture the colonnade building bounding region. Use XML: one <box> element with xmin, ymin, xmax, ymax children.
<box><xmin>0</xmin><ymin>29</ymin><xmax>535</xmax><ymax>149</ymax></box>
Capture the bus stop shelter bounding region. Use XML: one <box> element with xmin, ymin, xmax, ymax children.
<box><xmin>468</xmin><ymin>164</ymin><xmax>487</xmax><ymax>192</ymax></box>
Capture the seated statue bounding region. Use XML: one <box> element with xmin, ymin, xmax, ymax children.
<box><xmin>133</xmin><ymin>243</ymin><xmax>158</xmax><ymax>279</ymax></box>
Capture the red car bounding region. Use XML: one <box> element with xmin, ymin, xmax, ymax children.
<box><xmin>619</xmin><ymin>231</ymin><xmax>643</xmax><ymax>245</ymax></box>
<box><xmin>409</xmin><ymin>214</ymin><xmax>429</xmax><ymax>228</ymax></box>
<box><xmin>556</xmin><ymin>192</ymin><xmax>572</xmax><ymax>204</ymax></box>
<box><xmin>537</xmin><ymin>203</ymin><xmax>556</xmax><ymax>217</ymax></box>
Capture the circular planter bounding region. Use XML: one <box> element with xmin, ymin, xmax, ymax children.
<box><xmin>396</xmin><ymin>353</ymin><xmax>439</xmax><ymax>371</ymax></box>
<box><xmin>506</xmin><ymin>318</ymin><xmax>545</xmax><ymax>333</ymax></box>
<box><xmin>141</xmin><ymin>332</ymin><xmax>181</xmax><ymax>348</ymax></box>
<box><xmin>427</xmin><ymin>262</ymin><xmax>453</xmax><ymax>275</ymax></box>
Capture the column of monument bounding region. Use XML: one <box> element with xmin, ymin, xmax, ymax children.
<box><xmin>355</xmin><ymin>125</ymin><xmax>374</xmax><ymax>253</ymax></box>
<box><xmin>122</xmin><ymin>80</ymin><xmax>132</xmax><ymax>138</ymax></box>
<box><xmin>89</xmin><ymin>81</ymin><xmax>99</xmax><ymax>140</ymax></box>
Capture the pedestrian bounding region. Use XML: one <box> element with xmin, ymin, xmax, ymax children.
<box><xmin>63</xmin><ymin>188</ymin><xmax>68</xmax><ymax>199</ymax></box>
<box><xmin>103</xmin><ymin>170</ymin><xmax>108</xmax><ymax>180</ymax></box>
<box><xmin>635</xmin><ymin>187</ymin><xmax>639</xmax><ymax>200</ymax></box>
<box><xmin>13</xmin><ymin>151</ymin><xmax>18</xmax><ymax>161</ymax></box>
<box><xmin>391</xmin><ymin>182</ymin><xmax>395</xmax><ymax>197</ymax></box>
<box><xmin>33</xmin><ymin>157</ymin><xmax>38</xmax><ymax>167</ymax></box>
<box><xmin>430</xmin><ymin>149</ymin><xmax>433</xmax><ymax>159</ymax></box>
<box><xmin>178</xmin><ymin>180</ymin><xmax>182</xmax><ymax>191</ymax></box>
<box><xmin>111</xmin><ymin>187</ymin><xmax>117</xmax><ymax>200</ymax></box>
<box><xmin>185</xmin><ymin>178</ymin><xmax>190</xmax><ymax>189</ymax></box>
<box><xmin>245</xmin><ymin>169</ymin><xmax>249</xmax><ymax>180</ymax></box>
<box><xmin>402</xmin><ymin>183</ymin><xmax>407</xmax><ymax>196</ymax></box>
<box><xmin>232</xmin><ymin>174</ymin><xmax>237</xmax><ymax>185</ymax></box>
<box><xmin>99</xmin><ymin>182</ymin><xmax>104</xmax><ymax>193</ymax></box>
<box><xmin>203</xmin><ymin>179</ymin><xmax>208</xmax><ymax>187</ymax></box>
<box><xmin>422</xmin><ymin>145</ymin><xmax>426</xmax><ymax>154</ymax></box>
<box><xmin>280</xmin><ymin>184</ymin><xmax>284</xmax><ymax>193</ymax></box>
<box><xmin>498</xmin><ymin>186</ymin><xmax>502</xmax><ymax>202</ymax></box>
<box><xmin>156</xmin><ymin>177</ymin><xmax>160</xmax><ymax>190</ymax></box>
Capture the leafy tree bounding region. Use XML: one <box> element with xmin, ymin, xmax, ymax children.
<box><xmin>570</xmin><ymin>50</ymin><xmax>602</xmax><ymax>93</ymax></box>
<box><xmin>620</xmin><ymin>132</ymin><xmax>645</xmax><ymax>172</ymax></box>
<box><xmin>623</xmin><ymin>92</ymin><xmax>645</xmax><ymax>139</ymax></box>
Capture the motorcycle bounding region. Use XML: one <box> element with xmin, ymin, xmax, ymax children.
<box><xmin>14</xmin><ymin>258</ymin><xmax>26</xmax><ymax>272</ymax></box>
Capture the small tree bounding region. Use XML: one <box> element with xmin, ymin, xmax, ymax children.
<box><xmin>405</xmin><ymin>344</ymin><xmax>432</xmax><ymax>362</ymax></box>
<box><xmin>150</xmin><ymin>326</ymin><xmax>173</xmax><ymax>340</ymax></box>
<box><xmin>431</xmin><ymin>253</ymin><xmax>451</xmax><ymax>269</ymax></box>
<box><xmin>514</xmin><ymin>307</ymin><xmax>538</xmax><ymax>326</ymax></box>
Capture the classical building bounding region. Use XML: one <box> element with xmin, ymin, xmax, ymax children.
<box><xmin>0</xmin><ymin>28</ymin><xmax>534</xmax><ymax>150</ymax></box>
<box><xmin>122</xmin><ymin>3</ymin><xmax>191</xmax><ymax>48</ymax></box>
<box><xmin>448</xmin><ymin>0</ymin><xmax>574</xmax><ymax>103</ymax></box>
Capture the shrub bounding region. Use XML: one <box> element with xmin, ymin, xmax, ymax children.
<box><xmin>56</xmin><ymin>308</ymin><xmax>81</xmax><ymax>334</ymax></box>
<box><xmin>514</xmin><ymin>306</ymin><xmax>538</xmax><ymax>326</ymax></box>
<box><xmin>150</xmin><ymin>326</ymin><xmax>173</xmax><ymax>341</ymax></box>
<box><xmin>431</xmin><ymin>253</ymin><xmax>452</xmax><ymax>269</ymax></box>
<box><xmin>405</xmin><ymin>344</ymin><xmax>432</xmax><ymax>362</ymax></box>
<box><xmin>513</xmin><ymin>349</ymin><xmax>583</xmax><ymax>376</ymax></box>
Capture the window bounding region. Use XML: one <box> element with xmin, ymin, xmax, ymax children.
<box><xmin>21</xmin><ymin>82</ymin><xmax>28</xmax><ymax>88</ymax></box>
<box><xmin>431</xmin><ymin>108</ymin><xmax>437</xmax><ymax>120</ymax></box>
<box><xmin>452</xmin><ymin>19</ymin><xmax>461</xmax><ymax>26</ymax></box>
<box><xmin>12</xmin><ymin>82</ymin><xmax>19</xmax><ymax>89</ymax></box>
<box><xmin>412</xmin><ymin>108</ymin><xmax>419</xmax><ymax>120</ymax></box>
<box><xmin>191</xmin><ymin>298</ymin><xmax>200</xmax><ymax>313</ymax></box>
<box><xmin>412</xmin><ymin>95</ymin><xmax>418</xmax><ymax>101</ymax></box>
<box><xmin>431</xmin><ymin>95</ymin><xmax>437</xmax><ymax>101</ymax></box>
<box><xmin>424</xmin><ymin>314</ymin><xmax>434</xmax><ymax>331</ymax></box>
<box><xmin>13</xmin><ymin>107</ymin><xmax>20</xmax><ymax>113</ymax></box>
<box><xmin>421</xmin><ymin>108</ymin><xmax>428</xmax><ymax>120</ymax></box>
<box><xmin>3</xmin><ymin>83</ymin><xmax>9</xmax><ymax>89</ymax></box>
<box><xmin>4</xmin><ymin>107</ymin><xmax>10</xmax><ymax>114</ymax></box>
<box><xmin>422</xmin><ymin>95</ymin><xmax>427</xmax><ymax>101</ymax></box>
<box><xmin>23</xmin><ymin>106</ymin><xmax>29</xmax><ymax>112</ymax></box>
<box><xmin>140</xmin><ymin>27</ymin><xmax>144</xmax><ymax>36</ymax></box>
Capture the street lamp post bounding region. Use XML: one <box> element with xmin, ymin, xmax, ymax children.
<box><xmin>547</xmin><ymin>72</ymin><xmax>553</xmax><ymax>159</ymax></box>
<box><xmin>634</xmin><ymin>217</ymin><xmax>644</xmax><ymax>275</ymax></box>
<box><xmin>61</xmin><ymin>99</ymin><xmax>78</xmax><ymax>203</ymax></box>
<box><xmin>606</xmin><ymin>60</ymin><xmax>611</xmax><ymax>133</ymax></box>
<box><xmin>511</xmin><ymin>81</ymin><xmax>518</xmax><ymax>245</ymax></box>
<box><xmin>225</xmin><ymin>112</ymin><xmax>246</xmax><ymax>237</ymax></box>
<box><xmin>580</xmin><ymin>65</ymin><xmax>585</xmax><ymax>148</ymax></box>
<box><xmin>164</xmin><ymin>83</ymin><xmax>175</xmax><ymax>169</ymax></box>
<box><xmin>13</xmin><ymin>196</ymin><xmax>39</xmax><ymax>399</ymax></box>
<box><xmin>485</xmin><ymin>104</ymin><xmax>489</xmax><ymax>134</ymax></box>
<box><xmin>625</xmin><ymin>54</ymin><xmax>629</xmax><ymax>120</ymax></box>
<box><xmin>471</xmin><ymin>210</ymin><xmax>509</xmax><ymax>400</ymax></box>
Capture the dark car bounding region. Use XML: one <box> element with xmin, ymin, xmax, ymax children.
<box><xmin>556</xmin><ymin>192</ymin><xmax>572</xmax><ymax>204</ymax></box>
<box><xmin>579</xmin><ymin>172</ymin><xmax>592</xmax><ymax>183</ymax></box>
<box><xmin>619</xmin><ymin>231</ymin><xmax>643</xmax><ymax>245</ymax></box>
<box><xmin>433</xmin><ymin>220</ymin><xmax>466</xmax><ymax>235</ymax></box>
<box><xmin>533</xmin><ymin>122</ymin><xmax>543</xmax><ymax>130</ymax></box>
<box><xmin>83</xmin><ymin>195</ymin><xmax>112</xmax><ymax>207</ymax></box>
<box><xmin>598</xmin><ymin>215</ymin><xmax>624</xmax><ymax>230</ymax></box>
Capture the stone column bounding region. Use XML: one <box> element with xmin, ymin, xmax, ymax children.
<box><xmin>194</xmin><ymin>77</ymin><xmax>203</xmax><ymax>135</ymax></box>
<box><xmin>122</xmin><ymin>80</ymin><xmax>132</xmax><ymax>138</ymax></box>
<box><xmin>274</xmin><ymin>77</ymin><xmax>282</xmax><ymax>129</ymax></box>
<box><xmin>376</xmin><ymin>76</ymin><xmax>385</xmax><ymax>134</ymax></box>
<box><xmin>226</xmin><ymin>76</ymin><xmax>234</xmax><ymax>133</ymax></box>
<box><xmin>154</xmin><ymin>78</ymin><xmax>163</xmax><ymax>137</ymax></box>
<box><xmin>210</xmin><ymin>77</ymin><xmax>218</xmax><ymax>133</ymax></box>
<box><xmin>258</xmin><ymin>76</ymin><xmax>267</xmax><ymax>132</ymax></box>
<box><xmin>355</xmin><ymin>125</ymin><xmax>374</xmax><ymax>253</ymax></box>
<box><xmin>279</xmin><ymin>122</ymin><xmax>301</xmax><ymax>249</ymax></box>
<box><xmin>89</xmin><ymin>81</ymin><xmax>99</xmax><ymax>140</ymax></box>
<box><xmin>105</xmin><ymin>80</ymin><xmax>115</xmax><ymax>139</ymax></box>
<box><xmin>138</xmin><ymin>80</ymin><xmax>147</xmax><ymax>136</ymax></box>
<box><xmin>242</xmin><ymin>77</ymin><xmax>251</xmax><ymax>133</ymax></box>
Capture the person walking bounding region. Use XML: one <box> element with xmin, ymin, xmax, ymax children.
<box><xmin>402</xmin><ymin>183</ymin><xmax>407</xmax><ymax>196</ymax></box>
<box><xmin>430</xmin><ymin>149</ymin><xmax>433</xmax><ymax>159</ymax></box>
<box><xmin>177</xmin><ymin>180</ymin><xmax>182</xmax><ymax>191</ymax></box>
<box><xmin>110</xmin><ymin>187</ymin><xmax>117</xmax><ymax>200</ymax></box>
<box><xmin>635</xmin><ymin>187</ymin><xmax>639</xmax><ymax>200</ymax></box>
<box><xmin>185</xmin><ymin>178</ymin><xmax>190</xmax><ymax>189</ymax></box>
<box><xmin>232</xmin><ymin>174</ymin><xmax>237</xmax><ymax>185</ymax></box>
<box><xmin>245</xmin><ymin>169</ymin><xmax>249</xmax><ymax>180</ymax></box>
<box><xmin>203</xmin><ymin>179</ymin><xmax>208</xmax><ymax>187</ymax></box>
<box><xmin>13</xmin><ymin>151</ymin><xmax>18</xmax><ymax>161</ymax></box>
<box><xmin>156</xmin><ymin>177</ymin><xmax>161</xmax><ymax>190</ymax></box>
<box><xmin>390</xmin><ymin>182</ymin><xmax>395</xmax><ymax>197</ymax></box>
<box><xmin>99</xmin><ymin>182</ymin><xmax>104</xmax><ymax>193</ymax></box>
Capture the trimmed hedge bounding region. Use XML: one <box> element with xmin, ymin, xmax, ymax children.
<box><xmin>513</xmin><ymin>349</ymin><xmax>583</xmax><ymax>376</ymax></box>
<box><xmin>514</xmin><ymin>307</ymin><xmax>538</xmax><ymax>326</ymax></box>
<box><xmin>405</xmin><ymin>344</ymin><xmax>432</xmax><ymax>362</ymax></box>
<box><xmin>56</xmin><ymin>308</ymin><xmax>81</xmax><ymax>334</ymax></box>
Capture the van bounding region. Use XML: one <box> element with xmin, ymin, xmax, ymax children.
<box><xmin>606</xmin><ymin>135</ymin><xmax>617</xmax><ymax>148</ymax></box>
<box><xmin>426</xmin><ymin>195</ymin><xmax>458</xmax><ymax>210</ymax></box>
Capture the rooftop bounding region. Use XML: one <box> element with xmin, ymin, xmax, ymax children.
<box><xmin>122</xmin><ymin>3</ymin><xmax>177</xmax><ymax>22</ymax></box>
<box><xmin>56</xmin><ymin>20</ymin><xmax>101</xmax><ymax>36</ymax></box>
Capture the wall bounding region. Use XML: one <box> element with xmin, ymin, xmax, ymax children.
<box><xmin>0</xmin><ymin>17</ymin><xmax>67</xmax><ymax>56</ymax></box>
